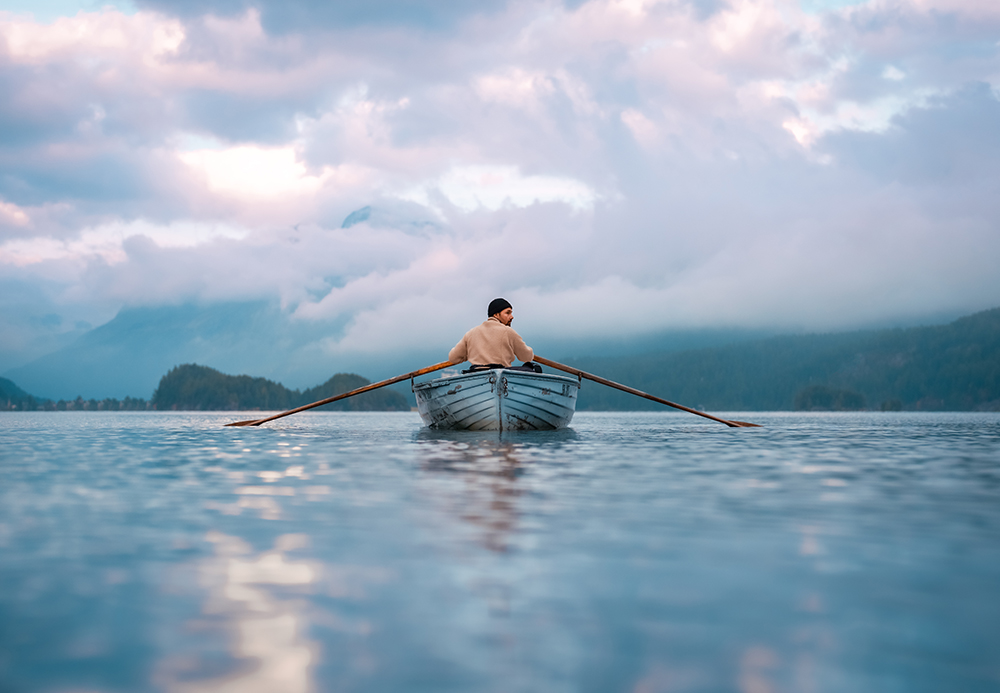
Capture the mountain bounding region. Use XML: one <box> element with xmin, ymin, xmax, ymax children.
<box><xmin>2</xmin><ymin>301</ymin><xmax>344</xmax><ymax>400</ymax></box>
<box><xmin>2</xmin><ymin>300</ymin><xmax>774</xmax><ymax>400</ymax></box>
<box><xmin>569</xmin><ymin>307</ymin><xmax>1000</xmax><ymax>411</ymax></box>
<box><xmin>6</xmin><ymin>296</ymin><xmax>998</xmax><ymax>410</ymax></box>
<box><xmin>151</xmin><ymin>364</ymin><xmax>409</xmax><ymax>411</ymax></box>
<box><xmin>298</xmin><ymin>373</ymin><xmax>408</xmax><ymax>410</ymax></box>
<box><xmin>1</xmin><ymin>376</ymin><xmax>40</xmax><ymax>409</ymax></box>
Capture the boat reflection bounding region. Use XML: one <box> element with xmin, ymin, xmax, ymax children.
<box><xmin>414</xmin><ymin>428</ymin><xmax>579</xmax><ymax>446</ymax></box>
<box><xmin>413</xmin><ymin>428</ymin><xmax>578</xmax><ymax>553</ymax></box>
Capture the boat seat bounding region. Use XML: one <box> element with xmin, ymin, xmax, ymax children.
<box><xmin>462</xmin><ymin>362</ymin><xmax>542</xmax><ymax>374</ymax></box>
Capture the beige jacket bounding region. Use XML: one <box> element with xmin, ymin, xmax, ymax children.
<box><xmin>448</xmin><ymin>316</ymin><xmax>534</xmax><ymax>367</ymax></box>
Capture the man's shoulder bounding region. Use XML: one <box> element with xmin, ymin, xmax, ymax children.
<box><xmin>464</xmin><ymin>320</ymin><xmax>493</xmax><ymax>335</ymax></box>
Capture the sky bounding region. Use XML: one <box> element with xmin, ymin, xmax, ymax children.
<box><xmin>1</xmin><ymin>0</ymin><xmax>999</xmax><ymax>374</ymax></box>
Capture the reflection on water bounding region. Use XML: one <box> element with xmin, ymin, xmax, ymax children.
<box><xmin>160</xmin><ymin>533</ymin><xmax>319</xmax><ymax>693</ymax></box>
<box><xmin>2</xmin><ymin>412</ymin><xmax>1000</xmax><ymax>692</ymax></box>
<box><xmin>413</xmin><ymin>429</ymin><xmax>578</xmax><ymax>553</ymax></box>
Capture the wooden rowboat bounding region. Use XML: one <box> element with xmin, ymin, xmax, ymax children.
<box><xmin>413</xmin><ymin>368</ymin><xmax>580</xmax><ymax>431</ymax></box>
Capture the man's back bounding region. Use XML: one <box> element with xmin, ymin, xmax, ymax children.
<box><xmin>449</xmin><ymin>316</ymin><xmax>534</xmax><ymax>367</ymax></box>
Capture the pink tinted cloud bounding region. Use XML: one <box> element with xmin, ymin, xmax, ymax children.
<box><xmin>0</xmin><ymin>0</ymin><xmax>998</xmax><ymax>367</ymax></box>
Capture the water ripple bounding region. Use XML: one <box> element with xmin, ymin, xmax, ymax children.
<box><xmin>1</xmin><ymin>411</ymin><xmax>999</xmax><ymax>691</ymax></box>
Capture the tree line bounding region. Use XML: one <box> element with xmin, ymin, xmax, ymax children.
<box><xmin>3</xmin><ymin>365</ymin><xmax>410</xmax><ymax>412</ymax></box>
<box><xmin>1</xmin><ymin>377</ymin><xmax>151</xmax><ymax>412</ymax></box>
<box><xmin>150</xmin><ymin>364</ymin><xmax>409</xmax><ymax>411</ymax></box>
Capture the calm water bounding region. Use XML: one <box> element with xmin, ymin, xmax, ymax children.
<box><xmin>1</xmin><ymin>411</ymin><xmax>999</xmax><ymax>692</ymax></box>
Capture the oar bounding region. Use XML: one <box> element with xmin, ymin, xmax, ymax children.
<box><xmin>225</xmin><ymin>361</ymin><xmax>454</xmax><ymax>427</ymax></box>
<box><xmin>533</xmin><ymin>356</ymin><xmax>760</xmax><ymax>428</ymax></box>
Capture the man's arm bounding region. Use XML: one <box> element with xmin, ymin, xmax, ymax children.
<box><xmin>509</xmin><ymin>330</ymin><xmax>534</xmax><ymax>363</ymax></box>
<box><xmin>448</xmin><ymin>336</ymin><xmax>468</xmax><ymax>364</ymax></box>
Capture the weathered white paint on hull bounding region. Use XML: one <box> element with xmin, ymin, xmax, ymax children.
<box><xmin>414</xmin><ymin>369</ymin><xmax>579</xmax><ymax>431</ymax></box>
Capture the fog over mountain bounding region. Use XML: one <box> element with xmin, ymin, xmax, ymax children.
<box><xmin>1</xmin><ymin>0</ymin><xmax>998</xmax><ymax>381</ymax></box>
<box><xmin>5</xmin><ymin>304</ymin><xmax>996</xmax><ymax>411</ymax></box>
<box><xmin>4</xmin><ymin>294</ymin><xmax>782</xmax><ymax>399</ymax></box>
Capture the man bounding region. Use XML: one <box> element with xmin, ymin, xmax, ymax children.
<box><xmin>448</xmin><ymin>298</ymin><xmax>541</xmax><ymax>371</ymax></box>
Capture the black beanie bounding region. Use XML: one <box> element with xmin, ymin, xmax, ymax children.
<box><xmin>488</xmin><ymin>298</ymin><xmax>512</xmax><ymax>317</ymax></box>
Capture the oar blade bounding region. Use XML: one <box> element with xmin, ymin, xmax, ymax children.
<box><xmin>225</xmin><ymin>419</ymin><xmax>261</xmax><ymax>427</ymax></box>
<box><xmin>722</xmin><ymin>420</ymin><xmax>761</xmax><ymax>428</ymax></box>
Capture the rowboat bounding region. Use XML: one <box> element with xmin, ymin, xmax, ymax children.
<box><xmin>413</xmin><ymin>368</ymin><xmax>580</xmax><ymax>431</ymax></box>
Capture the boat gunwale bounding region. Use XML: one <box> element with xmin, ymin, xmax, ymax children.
<box><xmin>412</xmin><ymin>368</ymin><xmax>579</xmax><ymax>392</ymax></box>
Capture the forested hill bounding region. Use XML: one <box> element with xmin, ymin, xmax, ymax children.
<box><xmin>1</xmin><ymin>377</ymin><xmax>38</xmax><ymax>409</ymax></box>
<box><xmin>151</xmin><ymin>364</ymin><xmax>409</xmax><ymax>411</ymax></box>
<box><xmin>568</xmin><ymin>307</ymin><xmax>1000</xmax><ymax>411</ymax></box>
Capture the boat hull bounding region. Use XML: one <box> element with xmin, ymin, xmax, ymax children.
<box><xmin>413</xmin><ymin>369</ymin><xmax>579</xmax><ymax>431</ymax></box>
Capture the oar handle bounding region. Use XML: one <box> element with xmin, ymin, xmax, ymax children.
<box><xmin>533</xmin><ymin>356</ymin><xmax>759</xmax><ymax>428</ymax></box>
<box><xmin>225</xmin><ymin>360</ymin><xmax>455</xmax><ymax>427</ymax></box>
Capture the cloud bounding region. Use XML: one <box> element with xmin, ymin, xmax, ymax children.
<box><xmin>0</xmin><ymin>218</ymin><xmax>249</xmax><ymax>267</ymax></box>
<box><xmin>131</xmin><ymin>0</ymin><xmax>509</xmax><ymax>32</ymax></box>
<box><xmin>178</xmin><ymin>144</ymin><xmax>338</xmax><ymax>197</ymax></box>
<box><xmin>0</xmin><ymin>199</ymin><xmax>31</xmax><ymax>227</ymax></box>
<box><xmin>2</xmin><ymin>0</ymin><xmax>999</xmax><ymax>373</ymax></box>
<box><xmin>823</xmin><ymin>82</ymin><xmax>1000</xmax><ymax>187</ymax></box>
<box><xmin>400</xmin><ymin>164</ymin><xmax>598</xmax><ymax>212</ymax></box>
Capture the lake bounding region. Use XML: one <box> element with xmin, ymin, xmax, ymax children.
<box><xmin>1</xmin><ymin>411</ymin><xmax>999</xmax><ymax>692</ymax></box>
